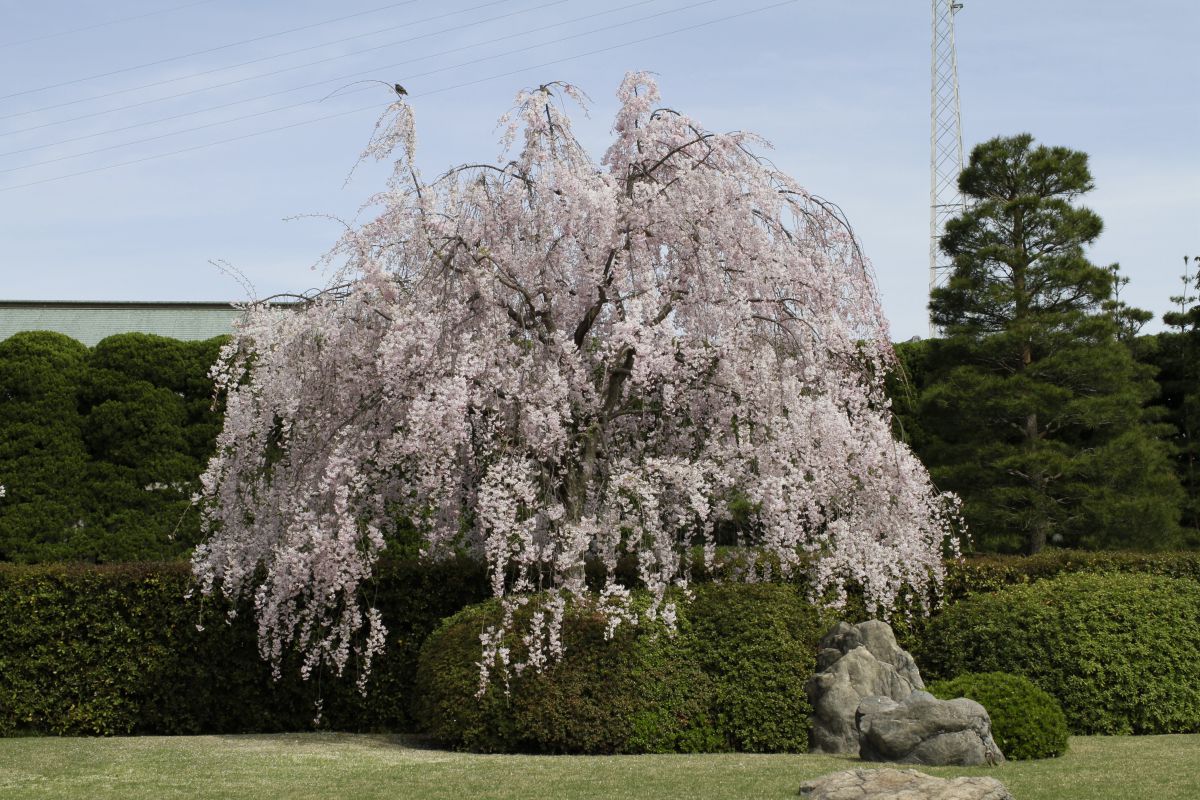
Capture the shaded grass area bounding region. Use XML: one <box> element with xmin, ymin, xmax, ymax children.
<box><xmin>0</xmin><ymin>733</ymin><xmax>1197</xmax><ymax>800</ymax></box>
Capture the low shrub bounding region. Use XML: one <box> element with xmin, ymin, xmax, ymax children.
<box><xmin>686</xmin><ymin>582</ymin><xmax>821</xmax><ymax>752</ymax></box>
<box><xmin>927</xmin><ymin>671</ymin><xmax>1069</xmax><ymax>759</ymax></box>
<box><xmin>413</xmin><ymin>583</ymin><xmax>823</xmax><ymax>753</ymax></box>
<box><xmin>917</xmin><ymin>572</ymin><xmax>1200</xmax><ymax>735</ymax></box>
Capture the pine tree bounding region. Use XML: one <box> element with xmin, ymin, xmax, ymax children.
<box><xmin>1145</xmin><ymin>259</ymin><xmax>1200</xmax><ymax>543</ymax></box>
<box><xmin>919</xmin><ymin>133</ymin><xmax>1182</xmax><ymax>553</ymax></box>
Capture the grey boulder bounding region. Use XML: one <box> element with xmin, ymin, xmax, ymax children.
<box><xmin>806</xmin><ymin>620</ymin><xmax>925</xmax><ymax>754</ymax></box>
<box><xmin>798</xmin><ymin>768</ymin><xmax>1014</xmax><ymax>800</ymax></box>
<box><xmin>856</xmin><ymin>691</ymin><xmax>1006</xmax><ymax>767</ymax></box>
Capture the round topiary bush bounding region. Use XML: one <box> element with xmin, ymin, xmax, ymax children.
<box><xmin>917</xmin><ymin>572</ymin><xmax>1200</xmax><ymax>735</ymax></box>
<box><xmin>412</xmin><ymin>583</ymin><xmax>822</xmax><ymax>753</ymax></box>
<box><xmin>927</xmin><ymin>672</ymin><xmax>1069</xmax><ymax>759</ymax></box>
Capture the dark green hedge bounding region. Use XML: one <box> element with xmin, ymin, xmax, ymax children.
<box><xmin>858</xmin><ymin>550</ymin><xmax>1200</xmax><ymax>652</ymax></box>
<box><xmin>4</xmin><ymin>550</ymin><xmax>1199</xmax><ymax>739</ymax></box>
<box><xmin>0</xmin><ymin>331</ymin><xmax>228</xmax><ymax>564</ymax></box>
<box><xmin>0</xmin><ymin>555</ymin><xmax>488</xmax><ymax>736</ymax></box>
<box><xmin>412</xmin><ymin>583</ymin><xmax>823</xmax><ymax>754</ymax></box>
<box><xmin>917</xmin><ymin>572</ymin><xmax>1200</xmax><ymax>735</ymax></box>
<box><xmin>927</xmin><ymin>671</ymin><xmax>1069</xmax><ymax>760</ymax></box>
<box><xmin>940</xmin><ymin>550</ymin><xmax>1200</xmax><ymax>603</ymax></box>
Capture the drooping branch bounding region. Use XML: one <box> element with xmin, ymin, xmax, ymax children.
<box><xmin>193</xmin><ymin>72</ymin><xmax>958</xmax><ymax>696</ymax></box>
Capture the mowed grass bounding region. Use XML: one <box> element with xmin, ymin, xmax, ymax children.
<box><xmin>1</xmin><ymin>733</ymin><xmax>1197</xmax><ymax>800</ymax></box>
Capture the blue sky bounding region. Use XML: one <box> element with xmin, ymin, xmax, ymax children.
<box><xmin>0</xmin><ymin>0</ymin><xmax>1196</xmax><ymax>340</ymax></box>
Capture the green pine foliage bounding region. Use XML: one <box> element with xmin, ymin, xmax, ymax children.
<box><xmin>413</xmin><ymin>583</ymin><xmax>822</xmax><ymax>754</ymax></box>
<box><xmin>916</xmin><ymin>572</ymin><xmax>1200</xmax><ymax>735</ymax></box>
<box><xmin>915</xmin><ymin>134</ymin><xmax>1183</xmax><ymax>553</ymax></box>
<box><xmin>927</xmin><ymin>672</ymin><xmax>1069</xmax><ymax>760</ymax></box>
<box><xmin>1143</xmin><ymin>267</ymin><xmax>1200</xmax><ymax>544</ymax></box>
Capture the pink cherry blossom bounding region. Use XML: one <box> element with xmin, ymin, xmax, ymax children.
<box><xmin>193</xmin><ymin>73</ymin><xmax>959</xmax><ymax>689</ymax></box>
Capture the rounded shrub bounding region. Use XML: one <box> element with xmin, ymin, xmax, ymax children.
<box><xmin>927</xmin><ymin>671</ymin><xmax>1069</xmax><ymax>759</ymax></box>
<box><xmin>686</xmin><ymin>582</ymin><xmax>822</xmax><ymax>752</ymax></box>
<box><xmin>412</xmin><ymin>596</ymin><xmax>717</xmax><ymax>753</ymax></box>
<box><xmin>917</xmin><ymin>572</ymin><xmax>1200</xmax><ymax>735</ymax></box>
<box><xmin>412</xmin><ymin>583</ymin><xmax>822</xmax><ymax>753</ymax></box>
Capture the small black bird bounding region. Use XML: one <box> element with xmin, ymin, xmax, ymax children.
<box><xmin>394</xmin><ymin>84</ymin><xmax>408</xmax><ymax>97</ymax></box>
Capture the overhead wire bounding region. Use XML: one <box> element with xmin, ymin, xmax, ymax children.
<box><xmin>0</xmin><ymin>0</ymin><xmax>424</xmax><ymax>100</ymax></box>
<box><xmin>0</xmin><ymin>0</ymin><xmax>798</xmax><ymax>194</ymax></box>
<box><xmin>0</xmin><ymin>0</ymin><xmax>221</xmax><ymax>48</ymax></box>
<box><xmin>0</xmin><ymin>0</ymin><xmax>669</xmax><ymax>160</ymax></box>
<box><xmin>0</xmin><ymin>0</ymin><xmax>650</xmax><ymax>156</ymax></box>
<box><xmin>0</xmin><ymin>0</ymin><xmax>527</xmax><ymax>123</ymax></box>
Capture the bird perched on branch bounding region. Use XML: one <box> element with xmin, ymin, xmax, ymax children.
<box><xmin>319</xmin><ymin>79</ymin><xmax>408</xmax><ymax>103</ymax></box>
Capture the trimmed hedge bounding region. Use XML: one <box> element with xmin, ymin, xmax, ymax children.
<box><xmin>0</xmin><ymin>556</ymin><xmax>488</xmax><ymax>736</ymax></box>
<box><xmin>917</xmin><ymin>572</ymin><xmax>1200</xmax><ymax>735</ymax></box>
<box><xmin>685</xmin><ymin>583</ymin><xmax>818</xmax><ymax>752</ymax></box>
<box><xmin>0</xmin><ymin>332</ymin><xmax>229</xmax><ymax>563</ymax></box>
<box><xmin>4</xmin><ymin>549</ymin><xmax>1199</xmax><ymax>739</ymax></box>
<box><xmin>878</xmin><ymin>550</ymin><xmax>1200</xmax><ymax>652</ymax></box>
<box><xmin>927</xmin><ymin>672</ymin><xmax>1069</xmax><ymax>760</ymax></box>
<box><xmin>940</xmin><ymin>550</ymin><xmax>1200</xmax><ymax>603</ymax></box>
<box><xmin>412</xmin><ymin>583</ymin><xmax>823</xmax><ymax>754</ymax></box>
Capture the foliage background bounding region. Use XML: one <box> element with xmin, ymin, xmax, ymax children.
<box><xmin>0</xmin><ymin>323</ymin><xmax>1195</xmax><ymax>563</ymax></box>
<box><xmin>0</xmin><ymin>331</ymin><xmax>225</xmax><ymax>563</ymax></box>
<box><xmin>917</xmin><ymin>572</ymin><xmax>1200</xmax><ymax>735</ymax></box>
<box><xmin>4</xmin><ymin>552</ymin><xmax>1200</xmax><ymax>741</ymax></box>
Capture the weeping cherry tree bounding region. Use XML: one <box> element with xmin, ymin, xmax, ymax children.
<box><xmin>193</xmin><ymin>73</ymin><xmax>958</xmax><ymax>691</ymax></box>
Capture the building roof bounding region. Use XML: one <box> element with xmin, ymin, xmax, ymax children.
<box><xmin>0</xmin><ymin>300</ymin><xmax>246</xmax><ymax>347</ymax></box>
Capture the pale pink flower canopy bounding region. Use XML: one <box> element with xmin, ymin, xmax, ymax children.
<box><xmin>192</xmin><ymin>72</ymin><xmax>958</xmax><ymax>689</ymax></box>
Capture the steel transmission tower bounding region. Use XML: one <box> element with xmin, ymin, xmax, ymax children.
<box><xmin>929</xmin><ymin>0</ymin><xmax>965</xmax><ymax>329</ymax></box>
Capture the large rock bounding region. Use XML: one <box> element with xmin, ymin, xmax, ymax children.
<box><xmin>806</xmin><ymin>621</ymin><xmax>924</xmax><ymax>754</ymax></box>
<box><xmin>856</xmin><ymin>691</ymin><xmax>1005</xmax><ymax>767</ymax></box>
<box><xmin>797</xmin><ymin>768</ymin><xmax>1014</xmax><ymax>800</ymax></box>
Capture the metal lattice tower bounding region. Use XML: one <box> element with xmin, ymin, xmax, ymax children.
<box><xmin>930</xmin><ymin>0</ymin><xmax>965</xmax><ymax>328</ymax></box>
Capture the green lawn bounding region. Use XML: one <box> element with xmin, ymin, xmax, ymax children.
<box><xmin>1</xmin><ymin>733</ymin><xmax>1197</xmax><ymax>800</ymax></box>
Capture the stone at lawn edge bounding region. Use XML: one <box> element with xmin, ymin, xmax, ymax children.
<box><xmin>797</xmin><ymin>768</ymin><xmax>1014</xmax><ymax>800</ymax></box>
<box><xmin>856</xmin><ymin>691</ymin><xmax>1006</xmax><ymax>767</ymax></box>
<box><xmin>805</xmin><ymin>620</ymin><xmax>924</xmax><ymax>754</ymax></box>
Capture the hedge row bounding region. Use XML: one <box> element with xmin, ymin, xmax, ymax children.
<box><xmin>939</xmin><ymin>549</ymin><xmax>1200</xmax><ymax>603</ymax></box>
<box><xmin>4</xmin><ymin>551</ymin><xmax>1200</xmax><ymax>740</ymax></box>
<box><xmin>0</xmin><ymin>556</ymin><xmax>488</xmax><ymax>736</ymax></box>
<box><xmin>918</xmin><ymin>572</ymin><xmax>1200</xmax><ymax>735</ymax></box>
<box><xmin>0</xmin><ymin>331</ymin><xmax>227</xmax><ymax>563</ymax></box>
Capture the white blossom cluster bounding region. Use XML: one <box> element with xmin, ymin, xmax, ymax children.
<box><xmin>192</xmin><ymin>73</ymin><xmax>959</xmax><ymax>690</ymax></box>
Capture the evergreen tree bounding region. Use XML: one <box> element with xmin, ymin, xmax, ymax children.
<box><xmin>918</xmin><ymin>133</ymin><xmax>1182</xmax><ymax>553</ymax></box>
<box><xmin>0</xmin><ymin>332</ymin><xmax>91</xmax><ymax>561</ymax></box>
<box><xmin>1144</xmin><ymin>259</ymin><xmax>1200</xmax><ymax>543</ymax></box>
<box><xmin>0</xmin><ymin>332</ymin><xmax>226</xmax><ymax>562</ymax></box>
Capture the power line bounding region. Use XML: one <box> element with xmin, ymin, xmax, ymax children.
<box><xmin>2</xmin><ymin>0</ymin><xmax>700</xmax><ymax>173</ymax></box>
<box><xmin>1</xmin><ymin>0</ymin><xmax>221</xmax><ymax>48</ymax></box>
<box><xmin>0</xmin><ymin>0</ymin><xmax>798</xmax><ymax>194</ymax></box>
<box><xmin>0</xmin><ymin>0</ymin><xmax>669</xmax><ymax>175</ymax></box>
<box><xmin>0</xmin><ymin>0</ymin><xmax>652</xmax><ymax>155</ymax></box>
<box><xmin>0</xmin><ymin>0</ymin><xmax>423</xmax><ymax>101</ymax></box>
<box><xmin>0</xmin><ymin>0</ymin><xmax>691</xmax><ymax>160</ymax></box>
<box><xmin>0</xmin><ymin>0</ymin><xmax>528</xmax><ymax>123</ymax></box>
